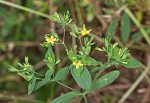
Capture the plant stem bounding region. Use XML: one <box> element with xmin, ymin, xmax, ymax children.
<box><xmin>93</xmin><ymin>61</ymin><xmax>112</xmax><ymax>81</ymax></box>
<box><xmin>0</xmin><ymin>0</ymin><xmax>50</xmax><ymax>19</ymax></box>
<box><xmin>83</xmin><ymin>95</ymin><xmax>88</xmax><ymax>103</ymax></box>
<box><xmin>56</xmin><ymin>81</ymin><xmax>79</xmax><ymax>92</ymax></box>
<box><xmin>34</xmin><ymin>72</ymin><xmax>44</xmax><ymax>77</ymax></box>
<box><xmin>63</xmin><ymin>27</ymin><xmax>66</xmax><ymax>43</ymax></box>
<box><xmin>59</xmin><ymin>39</ymin><xmax>68</xmax><ymax>52</ymax></box>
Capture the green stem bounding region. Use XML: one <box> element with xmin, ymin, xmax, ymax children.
<box><xmin>93</xmin><ymin>61</ymin><xmax>112</xmax><ymax>81</ymax></box>
<box><xmin>0</xmin><ymin>0</ymin><xmax>50</xmax><ymax>19</ymax></box>
<box><xmin>59</xmin><ymin>39</ymin><xmax>68</xmax><ymax>52</ymax></box>
<box><xmin>56</xmin><ymin>81</ymin><xmax>79</xmax><ymax>92</ymax></box>
<box><xmin>83</xmin><ymin>95</ymin><xmax>88</xmax><ymax>103</ymax></box>
<box><xmin>34</xmin><ymin>72</ymin><xmax>44</xmax><ymax>77</ymax></box>
<box><xmin>63</xmin><ymin>27</ymin><xmax>66</xmax><ymax>43</ymax></box>
<box><xmin>36</xmin><ymin>78</ymin><xmax>42</xmax><ymax>80</ymax></box>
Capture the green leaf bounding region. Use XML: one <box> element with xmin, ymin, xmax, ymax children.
<box><xmin>122</xmin><ymin>59</ymin><xmax>141</xmax><ymax>68</ymax></box>
<box><xmin>90</xmin><ymin>61</ymin><xmax>112</xmax><ymax>73</ymax></box>
<box><xmin>54</xmin><ymin>66</ymin><xmax>69</xmax><ymax>81</ymax></box>
<box><xmin>33</xmin><ymin>70</ymin><xmax>53</xmax><ymax>91</ymax></box>
<box><xmin>8</xmin><ymin>66</ymin><xmax>18</xmax><ymax>72</ymax></box>
<box><xmin>51</xmin><ymin>92</ymin><xmax>79</xmax><ymax>103</ymax></box>
<box><xmin>50</xmin><ymin>29</ymin><xmax>59</xmax><ymax>38</ymax></box>
<box><xmin>18</xmin><ymin>70</ymin><xmax>34</xmax><ymax>81</ymax></box>
<box><xmin>71</xmin><ymin>67</ymin><xmax>92</xmax><ymax>89</ymax></box>
<box><xmin>72</xmin><ymin>66</ymin><xmax>84</xmax><ymax>77</ymax></box>
<box><xmin>131</xmin><ymin>31</ymin><xmax>141</xmax><ymax>41</ymax></box>
<box><xmin>106</xmin><ymin>16</ymin><xmax>118</xmax><ymax>39</ymax></box>
<box><xmin>70</xmin><ymin>24</ymin><xmax>79</xmax><ymax>33</ymax></box>
<box><xmin>121</xmin><ymin>11</ymin><xmax>131</xmax><ymax>41</ymax></box>
<box><xmin>45</xmin><ymin>46</ymin><xmax>55</xmax><ymax>69</ymax></box>
<box><xmin>85</xmin><ymin>57</ymin><xmax>99</xmax><ymax>66</ymax></box>
<box><xmin>87</xmin><ymin>70</ymin><xmax>120</xmax><ymax>93</ymax></box>
<box><xmin>28</xmin><ymin>76</ymin><xmax>36</xmax><ymax>94</ymax></box>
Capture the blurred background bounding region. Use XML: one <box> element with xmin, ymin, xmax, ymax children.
<box><xmin>0</xmin><ymin>0</ymin><xmax>150</xmax><ymax>103</ymax></box>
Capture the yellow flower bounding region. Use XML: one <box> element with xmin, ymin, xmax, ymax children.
<box><xmin>73</xmin><ymin>61</ymin><xmax>83</xmax><ymax>69</ymax></box>
<box><xmin>81</xmin><ymin>25</ymin><xmax>91</xmax><ymax>36</ymax></box>
<box><xmin>46</xmin><ymin>36</ymin><xmax>57</xmax><ymax>45</ymax></box>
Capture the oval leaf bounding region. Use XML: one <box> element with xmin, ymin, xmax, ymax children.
<box><xmin>121</xmin><ymin>11</ymin><xmax>131</xmax><ymax>41</ymax></box>
<box><xmin>51</xmin><ymin>92</ymin><xmax>79</xmax><ymax>103</ymax></box>
<box><xmin>54</xmin><ymin>66</ymin><xmax>69</xmax><ymax>81</ymax></box>
<box><xmin>33</xmin><ymin>70</ymin><xmax>53</xmax><ymax>91</ymax></box>
<box><xmin>106</xmin><ymin>16</ymin><xmax>118</xmax><ymax>38</ymax></box>
<box><xmin>85</xmin><ymin>57</ymin><xmax>99</xmax><ymax>66</ymax></box>
<box><xmin>45</xmin><ymin>46</ymin><xmax>55</xmax><ymax>69</ymax></box>
<box><xmin>28</xmin><ymin>76</ymin><xmax>36</xmax><ymax>94</ymax></box>
<box><xmin>122</xmin><ymin>59</ymin><xmax>141</xmax><ymax>68</ymax></box>
<box><xmin>90</xmin><ymin>61</ymin><xmax>112</xmax><ymax>73</ymax></box>
<box><xmin>71</xmin><ymin>67</ymin><xmax>92</xmax><ymax>89</ymax></box>
<box><xmin>87</xmin><ymin>70</ymin><xmax>120</xmax><ymax>93</ymax></box>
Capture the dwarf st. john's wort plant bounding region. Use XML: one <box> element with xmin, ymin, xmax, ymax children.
<box><xmin>9</xmin><ymin>11</ymin><xmax>141</xmax><ymax>103</ymax></box>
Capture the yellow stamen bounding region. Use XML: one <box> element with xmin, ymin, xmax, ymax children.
<box><xmin>46</xmin><ymin>36</ymin><xmax>57</xmax><ymax>45</ymax></box>
<box><xmin>73</xmin><ymin>61</ymin><xmax>83</xmax><ymax>69</ymax></box>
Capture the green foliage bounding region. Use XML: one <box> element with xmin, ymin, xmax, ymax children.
<box><xmin>90</xmin><ymin>61</ymin><xmax>113</xmax><ymax>73</ymax></box>
<box><xmin>70</xmin><ymin>24</ymin><xmax>80</xmax><ymax>37</ymax></box>
<box><xmin>106</xmin><ymin>16</ymin><xmax>118</xmax><ymax>39</ymax></box>
<box><xmin>50</xmin><ymin>11</ymin><xmax>72</xmax><ymax>27</ymax></box>
<box><xmin>122</xmin><ymin>59</ymin><xmax>141</xmax><ymax>68</ymax></box>
<box><xmin>45</xmin><ymin>46</ymin><xmax>56</xmax><ymax>70</ymax></box>
<box><xmin>8</xmin><ymin>11</ymin><xmax>141</xmax><ymax>103</ymax></box>
<box><xmin>84</xmin><ymin>57</ymin><xmax>99</xmax><ymax>66</ymax></box>
<box><xmin>71</xmin><ymin>67</ymin><xmax>92</xmax><ymax>89</ymax></box>
<box><xmin>54</xmin><ymin>66</ymin><xmax>69</xmax><ymax>81</ymax></box>
<box><xmin>9</xmin><ymin>57</ymin><xmax>34</xmax><ymax>81</ymax></box>
<box><xmin>121</xmin><ymin>11</ymin><xmax>131</xmax><ymax>41</ymax></box>
<box><xmin>87</xmin><ymin>70</ymin><xmax>120</xmax><ymax>93</ymax></box>
<box><xmin>28</xmin><ymin>76</ymin><xmax>36</xmax><ymax>94</ymax></box>
<box><xmin>33</xmin><ymin>69</ymin><xmax>54</xmax><ymax>91</ymax></box>
<box><xmin>96</xmin><ymin>38</ymin><xmax>139</xmax><ymax>68</ymax></box>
